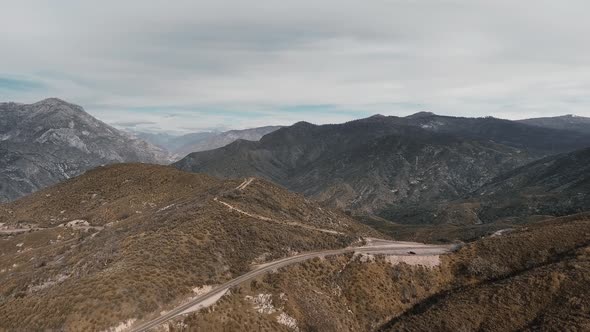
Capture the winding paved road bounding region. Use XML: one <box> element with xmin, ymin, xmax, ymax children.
<box><xmin>129</xmin><ymin>240</ymin><xmax>454</xmax><ymax>332</ymax></box>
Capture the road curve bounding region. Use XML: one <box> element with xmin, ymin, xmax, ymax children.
<box><xmin>129</xmin><ymin>241</ymin><xmax>453</xmax><ymax>332</ymax></box>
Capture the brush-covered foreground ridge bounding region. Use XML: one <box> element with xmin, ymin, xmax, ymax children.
<box><xmin>0</xmin><ymin>163</ymin><xmax>375</xmax><ymax>330</ymax></box>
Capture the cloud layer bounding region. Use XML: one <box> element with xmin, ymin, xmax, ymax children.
<box><xmin>1</xmin><ymin>0</ymin><xmax>589</xmax><ymax>132</ymax></box>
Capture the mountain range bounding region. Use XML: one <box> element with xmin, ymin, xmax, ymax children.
<box><xmin>1</xmin><ymin>98</ymin><xmax>590</xmax><ymax>331</ymax></box>
<box><xmin>175</xmin><ymin>113</ymin><xmax>590</xmax><ymax>218</ymax></box>
<box><xmin>518</xmin><ymin>114</ymin><xmax>590</xmax><ymax>134</ymax></box>
<box><xmin>398</xmin><ymin>112</ymin><xmax>590</xmax><ymax>155</ymax></box>
<box><xmin>2</xmin><ymin>98</ymin><xmax>589</xmax><ymax>226</ymax></box>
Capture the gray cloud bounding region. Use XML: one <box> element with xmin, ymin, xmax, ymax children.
<box><xmin>1</xmin><ymin>0</ymin><xmax>589</xmax><ymax>131</ymax></box>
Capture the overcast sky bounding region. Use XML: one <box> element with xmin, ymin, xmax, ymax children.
<box><xmin>1</xmin><ymin>0</ymin><xmax>589</xmax><ymax>133</ymax></box>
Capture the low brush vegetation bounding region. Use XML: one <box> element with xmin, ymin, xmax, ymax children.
<box><xmin>174</xmin><ymin>213</ymin><xmax>590</xmax><ymax>332</ymax></box>
<box><xmin>177</xmin><ymin>253</ymin><xmax>451</xmax><ymax>332</ymax></box>
<box><xmin>382</xmin><ymin>215</ymin><xmax>590</xmax><ymax>331</ymax></box>
<box><xmin>2</xmin><ymin>164</ymin><xmax>589</xmax><ymax>331</ymax></box>
<box><xmin>0</xmin><ymin>164</ymin><xmax>374</xmax><ymax>330</ymax></box>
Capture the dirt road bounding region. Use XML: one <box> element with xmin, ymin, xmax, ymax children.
<box><xmin>236</xmin><ymin>177</ymin><xmax>255</xmax><ymax>190</ymax></box>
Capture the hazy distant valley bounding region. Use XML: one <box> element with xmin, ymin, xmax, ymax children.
<box><xmin>132</xmin><ymin>126</ymin><xmax>283</xmax><ymax>160</ymax></box>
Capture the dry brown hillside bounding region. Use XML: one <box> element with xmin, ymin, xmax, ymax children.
<box><xmin>172</xmin><ymin>214</ymin><xmax>590</xmax><ymax>332</ymax></box>
<box><xmin>381</xmin><ymin>214</ymin><xmax>590</xmax><ymax>332</ymax></box>
<box><xmin>0</xmin><ymin>163</ymin><xmax>376</xmax><ymax>331</ymax></box>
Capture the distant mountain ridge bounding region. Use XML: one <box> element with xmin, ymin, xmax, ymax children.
<box><xmin>177</xmin><ymin>114</ymin><xmax>584</xmax><ymax>214</ymax></box>
<box><xmin>134</xmin><ymin>125</ymin><xmax>282</xmax><ymax>159</ymax></box>
<box><xmin>175</xmin><ymin>112</ymin><xmax>590</xmax><ymax>216</ymax></box>
<box><xmin>518</xmin><ymin>114</ymin><xmax>590</xmax><ymax>134</ymax></box>
<box><xmin>396</xmin><ymin>112</ymin><xmax>590</xmax><ymax>156</ymax></box>
<box><xmin>0</xmin><ymin>98</ymin><xmax>170</xmax><ymax>202</ymax></box>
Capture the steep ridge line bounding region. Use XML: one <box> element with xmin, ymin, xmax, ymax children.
<box><xmin>129</xmin><ymin>240</ymin><xmax>454</xmax><ymax>332</ymax></box>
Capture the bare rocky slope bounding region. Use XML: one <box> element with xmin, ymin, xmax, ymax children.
<box><xmin>174</xmin><ymin>113</ymin><xmax>590</xmax><ymax>216</ymax></box>
<box><xmin>0</xmin><ymin>163</ymin><xmax>375</xmax><ymax>331</ymax></box>
<box><xmin>0</xmin><ymin>98</ymin><xmax>170</xmax><ymax>202</ymax></box>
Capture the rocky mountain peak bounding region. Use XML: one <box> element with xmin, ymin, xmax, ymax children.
<box><xmin>406</xmin><ymin>111</ymin><xmax>435</xmax><ymax>118</ymax></box>
<box><xmin>368</xmin><ymin>114</ymin><xmax>386</xmax><ymax>119</ymax></box>
<box><xmin>33</xmin><ymin>97</ymin><xmax>72</xmax><ymax>105</ymax></box>
<box><xmin>0</xmin><ymin>98</ymin><xmax>171</xmax><ymax>202</ymax></box>
<box><xmin>291</xmin><ymin>121</ymin><xmax>315</xmax><ymax>128</ymax></box>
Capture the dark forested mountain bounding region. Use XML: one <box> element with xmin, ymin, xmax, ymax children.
<box><xmin>175</xmin><ymin>113</ymin><xmax>590</xmax><ymax>216</ymax></box>
<box><xmin>471</xmin><ymin>146</ymin><xmax>590</xmax><ymax>223</ymax></box>
<box><xmin>397</xmin><ymin>112</ymin><xmax>590</xmax><ymax>156</ymax></box>
<box><xmin>175</xmin><ymin>115</ymin><xmax>550</xmax><ymax>214</ymax></box>
<box><xmin>135</xmin><ymin>126</ymin><xmax>282</xmax><ymax>159</ymax></box>
<box><xmin>0</xmin><ymin>98</ymin><xmax>170</xmax><ymax>202</ymax></box>
<box><xmin>384</xmin><ymin>147</ymin><xmax>590</xmax><ymax>225</ymax></box>
<box><xmin>517</xmin><ymin>114</ymin><xmax>590</xmax><ymax>134</ymax></box>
